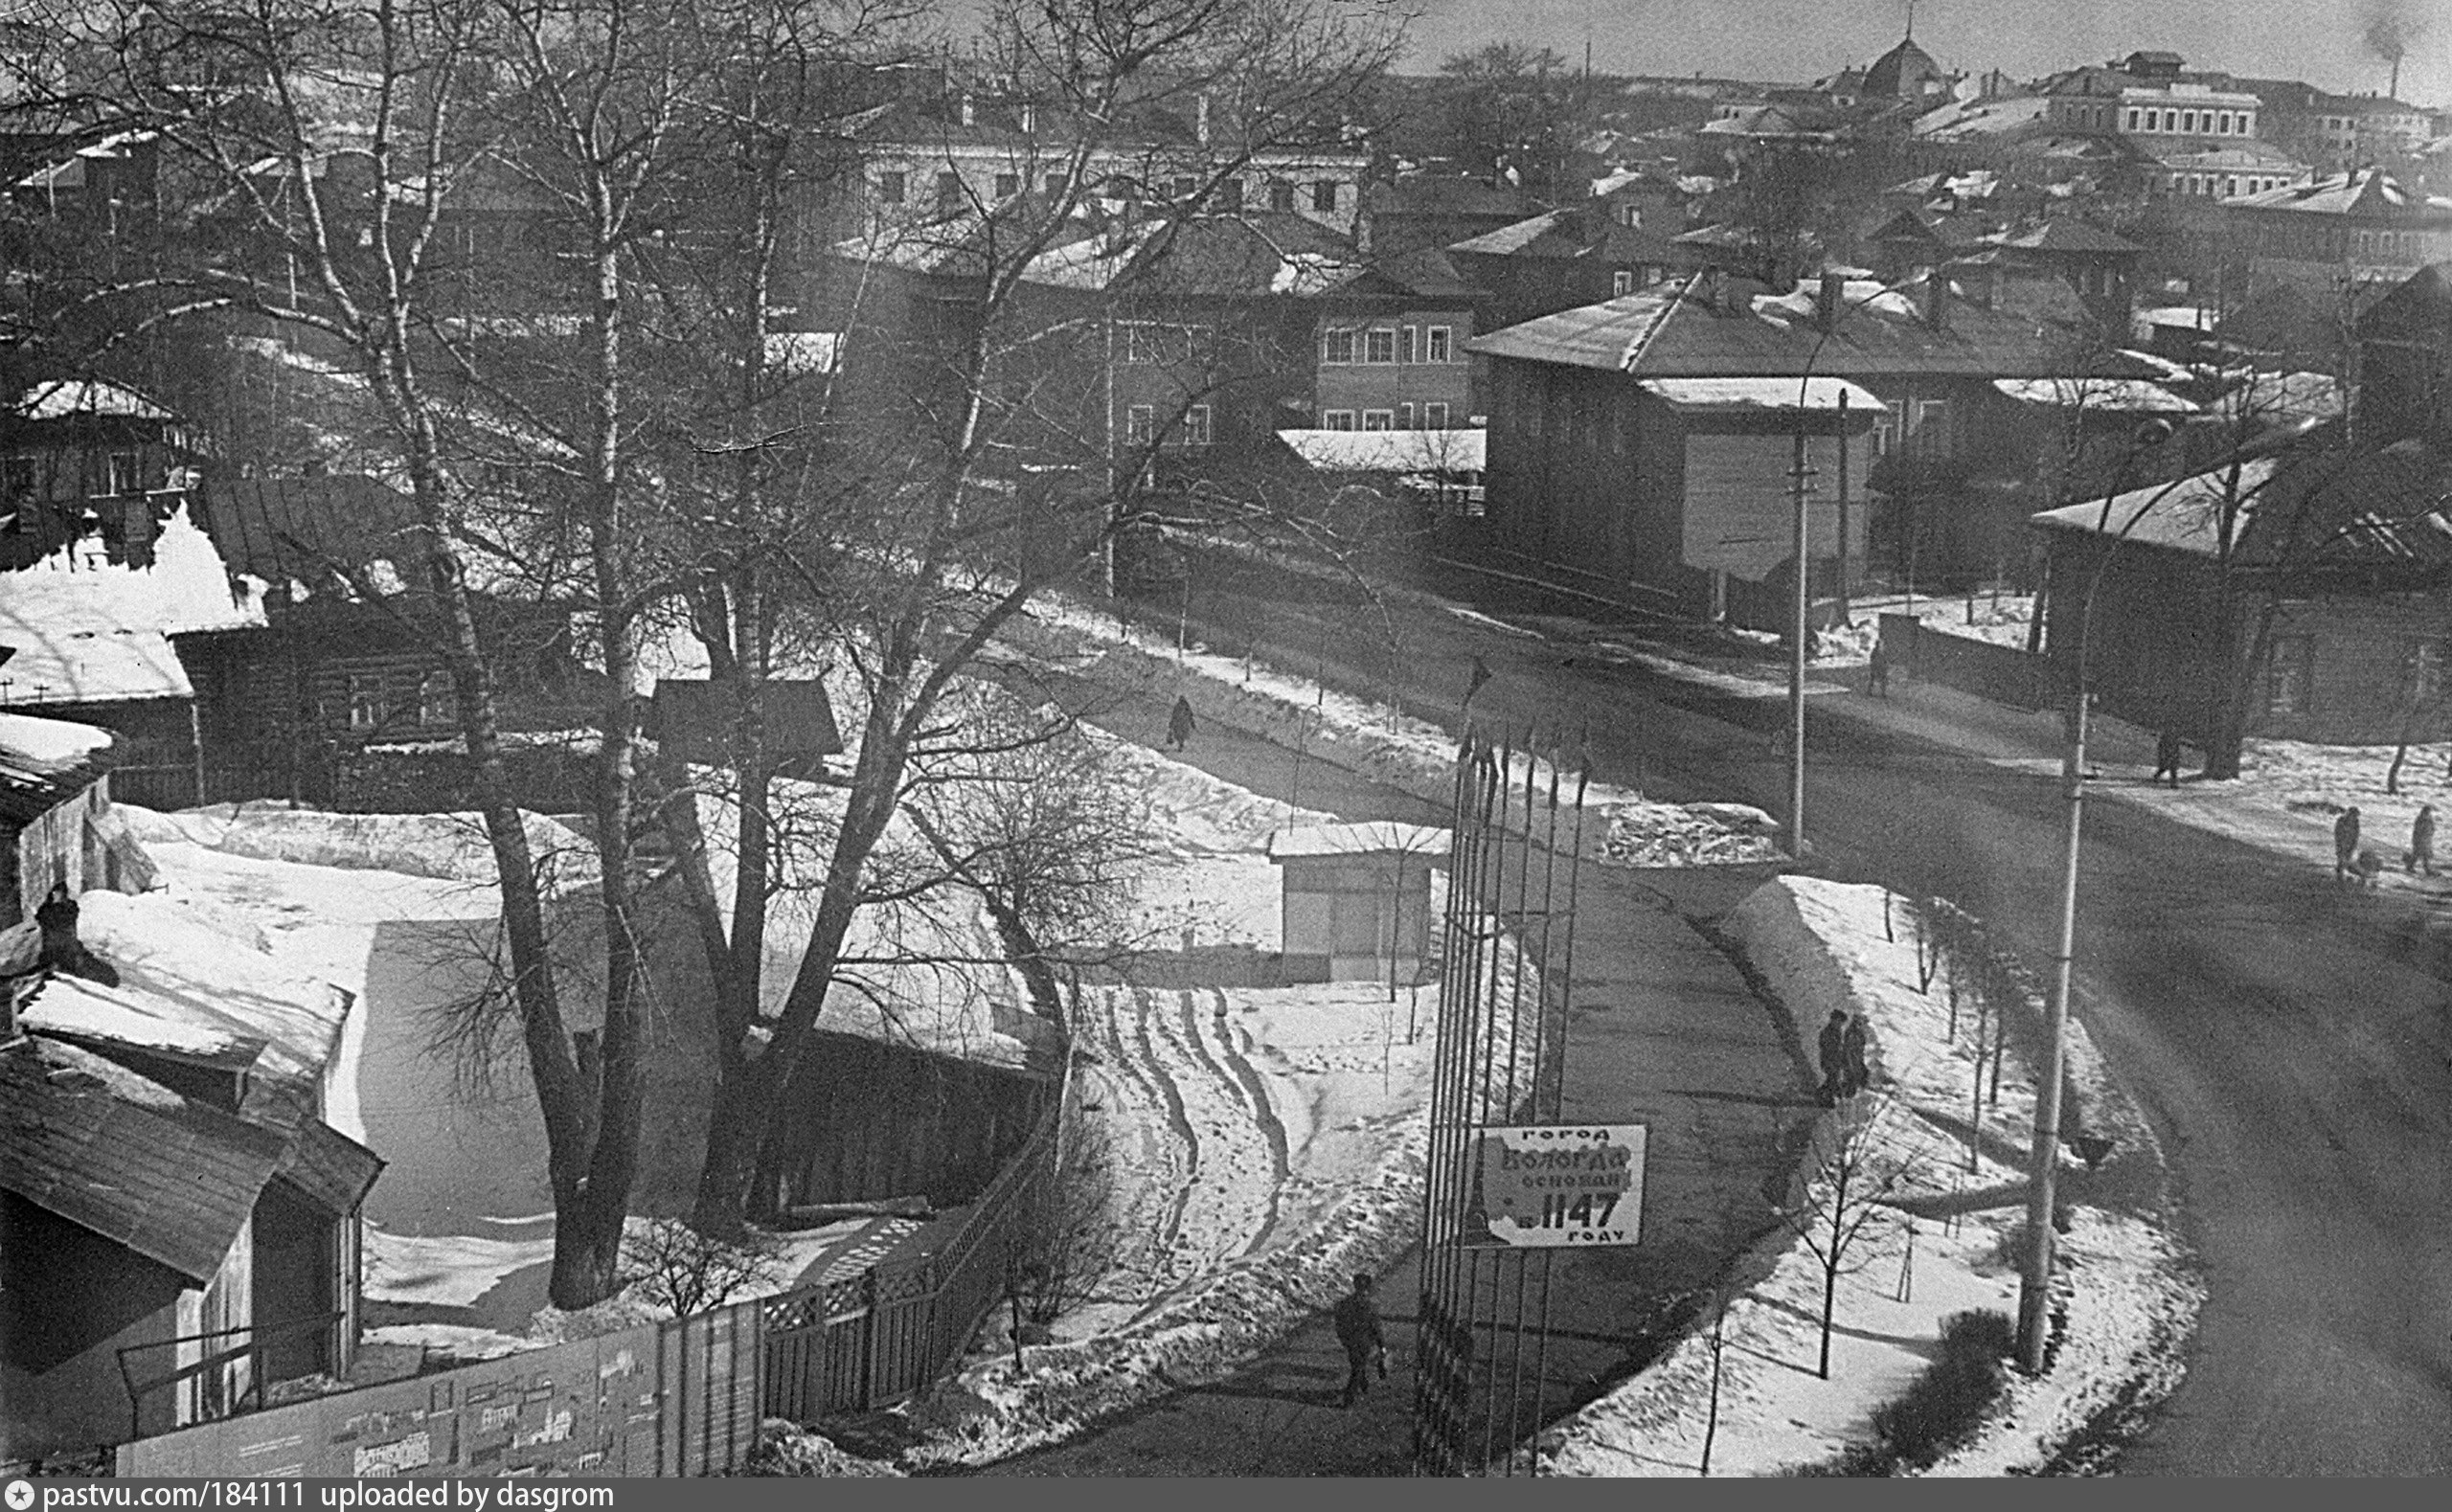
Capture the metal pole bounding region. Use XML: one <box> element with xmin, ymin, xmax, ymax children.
<box><xmin>1788</xmin><ymin>430</ymin><xmax>1810</xmax><ymax>859</ymax></box>
<box><xmin>1835</xmin><ymin>392</ymin><xmax>1851</xmax><ymax>627</ymax></box>
<box><xmin>2018</xmin><ymin>688</ymin><xmax>2086</xmax><ymax>1370</ymax></box>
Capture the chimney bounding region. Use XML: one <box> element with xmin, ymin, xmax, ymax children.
<box><xmin>1815</xmin><ymin>271</ymin><xmax>1843</xmax><ymax>331</ymax></box>
<box><xmin>1921</xmin><ymin>271</ymin><xmax>1950</xmax><ymax>330</ymax></box>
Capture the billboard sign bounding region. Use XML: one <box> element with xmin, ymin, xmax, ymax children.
<box><xmin>1467</xmin><ymin>1123</ymin><xmax>1646</xmax><ymax>1248</ymax></box>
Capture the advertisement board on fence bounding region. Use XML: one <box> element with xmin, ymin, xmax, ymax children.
<box><xmin>1465</xmin><ymin>1123</ymin><xmax>1646</xmax><ymax>1248</ymax></box>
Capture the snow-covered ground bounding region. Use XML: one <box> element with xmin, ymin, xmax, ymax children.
<box><xmin>1809</xmin><ymin>591</ymin><xmax>2039</xmax><ymax>666</ymax></box>
<box><xmin>1532</xmin><ymin>877</ymin><xmax>2199</xmax><ymax>1477</ymax></box>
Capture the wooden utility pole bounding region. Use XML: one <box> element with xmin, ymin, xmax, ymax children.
<box><xmin>1787</xmin><ymin>430</ymin><xmax>1813</xmax><ymax>859</ymax></box>
<box><xmin>2018</xmin><ymin>688</ymin><xmax>2087</xmax><ymax>1369</ymax></box>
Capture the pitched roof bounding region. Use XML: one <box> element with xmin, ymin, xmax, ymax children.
<box><xmin>1362</xmin><ymin>176</ymin><xmax>1532</xmax><ymax>220</ymax></box>
<box><xmin>1469</xmin><ymin>272</ymin><xmax>2065</xmax><ymax>380</ymax></box>
<box><xmin>0</xmin><ymin>711</ymin><xmax>110</xmax><ymax>825</ymax></box>
<box><xmin>1448</xmin><ymin>208</ymin><xmax>1680</xmax><ymax>266</ymax></box>
<box><xmin>2225</xmin><ymin>169</ymin><xmax>2452</xmax><ymax>219</ymax></box>
<box><xmin>195</xmin><ymin>473</ymin><xmax>422</xmax><ymax>591</ymax></box>
<box><xmin>2033</xmin><ymin>440</ymin><xmax>2452</xmax><ymax>569</ymax></box>
<box><xmin>0</xmin><ymin>508</ymin><xmax>264</xmax><ymax>706</ymax></box>
<box><xmin>1991</xmin><ymin>220</ymin><xmax>2146</xmax><ymax>256</ymax></box>
<box><xmin>0</xmin><ymin>1035</ymin><xmax>287</xmax><ymax>1283</ymax></box>
<box><xmin>1863</xmin><ymin>35</ymin><xmax>1946</xmax><ymax>97</ymax></box>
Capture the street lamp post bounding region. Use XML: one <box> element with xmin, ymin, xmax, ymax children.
<box><xmin>2016</xmin><ymin>417</ymin><xmax>2177</xmax><ymax>1371</ymax></box>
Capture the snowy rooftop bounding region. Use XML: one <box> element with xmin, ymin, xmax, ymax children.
<box><xmin>11</xmin><ymin>377</ymin><xmax>170</xmax><ymax>422</ymax></box>
<box><xmin>0</xmin><ymin>511</ymin><xmax>264</xmax><ymax>704</ymax></box>
<box><xmin>1638</xmin><ymin>375</ymin><xmax>1883</xmax><ymax>413</ymax></box>
<box><xmin>1992</xmin><ymin>377</ymin><xmax>2200</xmax><ymax>414</ymax></box>
<box><xmin>1277</xmin><ymin>428</ymin><xmax>1486</xmax><ymax>474</ymax></box>
<box><xmin>0</xmin><ymin>710</ymin><xmax>114</xmax><ymax>768</ymax></box>
<box><xmin>1267</xmin><ymin>823</ymin><xmax>1451</xmax><ymax>862</ymax></box>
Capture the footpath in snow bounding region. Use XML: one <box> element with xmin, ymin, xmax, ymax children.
<box><xmin>1532</xmin><ymin>876</ymin><xmax>2201</xmax><ymax>1477</ymax></box>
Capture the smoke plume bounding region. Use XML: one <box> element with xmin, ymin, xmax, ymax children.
<box><xmin>2363</xmin><ymin>1</ymin><xmax>2424</xmax><ymax>62</ymax></box>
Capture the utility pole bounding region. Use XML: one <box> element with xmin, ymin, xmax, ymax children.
<box><xmin>2019</xmin><ymin>687</ymin><xmax>2087</xmax><ymax>1369</ymax></box>
<box><xmin>1787</xmin><ymin>430</ymin><xmax>1813</xmax><ymax>859</ymax></box>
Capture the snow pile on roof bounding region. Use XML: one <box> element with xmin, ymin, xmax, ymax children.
<box><xmin>123</xmin><ymin>801</ymin><xmax>595</xmax><ymax>887</ymax></box>
<box><xmin>1992</xmin><ymin>377</ymin><xmax>2199</xmax><ymax>414</ymax></box>
<box><xmin>0</xmin><ymin>710</ymin><xmax>113</xmax><ymax>766</ymax></box>
<box><xmin>1266</xmin><ymin>822</ymin><xmax>1449</xmax><ymax>860</ymax></box>
<box><xmin>1277</xmin><ymin>427</ymin><xmax>1487</xmax><ymax>474</ymax></box>
<box><xmin>11</xmin><ymin>377</ymin><xmax>169</xmax><ymax>421</ymax></box>
<box><xmin>1638</xmin><ymin>375</ymin><xmax>1884</xmax><ymax>412</ymax></box>
<box><xmin>1529</xmin><ymin>878</ymin><xmax>2198</xmax><ymax>1477</ymax></box>
<box><xmin>16</xmin><ymin>974</ymin><xmax>258</xmax><ymax>1062</ymax></box>
<box><xmin>0</xmin><ymin>510</ymin><xmax>264</xmax><ymax>703</ymax></box>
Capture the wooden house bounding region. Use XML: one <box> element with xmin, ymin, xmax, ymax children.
<box><xmin>2</xmin><ymin>378</ymin><xmax>196</xmax><ymax>575</ymax></box>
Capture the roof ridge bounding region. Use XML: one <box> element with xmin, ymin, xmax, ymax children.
<box><xmin>1621</xmin><ymin>274</ymin><xmax>1697</xmax><ymax>372</ymax></box>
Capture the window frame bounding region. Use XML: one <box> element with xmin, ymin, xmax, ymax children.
<box><xmin>1422</xmin><ymin>401</ymin><xmax>1449</xmax><ymax>430</ymax></box>
<box><xmin>1360</xmin><ymin>409</ymin><xmax>1394</xmax><ymax>432</ymax></box>
<box><xmin>1311</xmin><ymin>180</ymin><xmax>1340</xmax><ymax>214</ymax></box>
<box><xmin>1396</xmin><ymin>402</ymin><xmax>1414</xmax><ymax>430</ymax></box>
<box><xmin>1322</xmin><ymin>409</ymin><xmax>1357</xmax><ymax>431</ymax></box>
<box><xmin>1178</xmin><ymin>405</ymin><xmax>1214</xmax><ymax>447</ymax></box>
<box><xmin>1364</xmin><ymin>328</ymin><xmax>1396</xmax><ymax>365</ymax></box>
<box><xmin>1124</xmin><ymin>404</ymin><xmax>1156</xmax><ymax>448</ymax></box>
<box><xmin>1612</xmin><ymin>269</ymin><xmax>1635</xmax><ymax>297</ymax></box>
<box><xmin>1426</xmin><ymin>326</ymin><xmax>1452</xmax><ymax>363</ymax></box>
<box><xmin>875</xmin><ymin>169</ymin><xmax>907</xmax><ymax>204</ymax></box>
<box><xmin>1323</xmin><ymin>327</ymin><xmax>1357</xmax><ymax>365</ymax></box>
<box><xmin>345</xmin><ymin>671</ymin><xmax>387</xmax><ymax>733</ymax></box>
<box><xmin>2266</xmin><ymin>635</ymin><xmax>2316</xmax><ymax>716</ymax></box>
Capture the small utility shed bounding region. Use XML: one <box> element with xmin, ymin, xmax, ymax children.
<box><xmin>1267</xmin><ymin>823</ymin><xmax>1450</xmax><ymax>983</ymax></box>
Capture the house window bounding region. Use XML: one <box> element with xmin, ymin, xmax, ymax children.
<box><xmin>1400</xmin><ymin>327</ymin><xmax>1417</xmax><ymax>365</ymax></box>
<box><xmin>1396</xmin><ymin>402</ymin><xmax>1415</xmax><ymax>429</ymax></box>
<box><xmin>346</xmin><ymin>672</ymin><xmax>385</xmax><ymax>732</ymax></box>
<box><xmin>1215</xmin><ymin>178</ymin><xmax>1243</xmax><ymax>212</ymax></box>
<box><xmin>2406</xmin><ymin>640</ymin><xmax>2447</xmax><ymax>704</ymax></box>
<box><xmin>1872</xmin><ymin>404</ymin><xmax>1897</xmax><ymax>456</ymax></box>
<box><xmin>1364</xmin><ymin>328</ymin><xmax>1396</xmax><ymax>364</ymax></box>
<box><xmin>418</xmin><ymin>671</ymin><xmax>456</xmax><ymax>726</ymax></box>
<box><xmin>1125</xmin><ymin>405</ymin><xmax>1155</xmax><ymax>446</ymax></box>
<box><xmin>1361</xmin><ymin>409</ymin><xmax>1393</xmax><ymax>431</ymax></box>
<box><xmin>2266</xmin><ymin>636</ymin><xmax>2316</xmax><ymax>716</ymax></box>
<box><xmin>1171</xmin><ymin>174</ymin><xmax>1198</xmax><ymax>200</ymax></box>
<box><xmin>994</xmin><ymin>172</ymin><xmax>1020</xmax><ymax>199</ymax></box>
<box><xmin>2125</xmin><ymin>108</ymin><xmax>2140</xmax><ymax>130</ymax></box>
<box><xmin>1426</xmin><ymin>326</ymin><xmax>1452</xmax><ymax>363</ymax></box>
<box><xmin>1323</xmin><ymin>327</ymin><xmax>1356</xmax><ymax>365</ymax></box>
<box><xmin>936</xmin><ymin>170</ymin><xmax>962</xmax><ymax>204</ymax></box>
<box><xmin>876</xmin><ymin>170</ymin><xmax>906</xmax><ymax>204</ymax></box>
<box><xmin>1910</xmin><ymin>399</ymin><xmax>1950</xmax><ymax>454</ymax></box>
<box><xmin>1613</xmin><ymin>269</ymin><xmax>1634</xmax><ymax>297</ymax></box>
<box><xmin>1423</xmin><ymin>401</ymin><xmax>1449</xmax><ymax>429</ymax></box>
<box><xmin>1312</xmin><ymin>180</ymin><xmax>1340</xmax><ymax>214</ymax></box>
<box><xmin>1044</xmin><ymin>171</ymin><xmax>1069</xmax><ymax>197</ymax></box>
<box><xmin>105</xmin><ymin>452</ymin><xmax>140</xmax><ymax>496</ymax></box>
<box><xmin>1177</xmin><ymin>405</ymin><xmax>1213</xmax><ymax>447</ymax></box>
<box><xmin>1323</xmin><ymin>410</ymin><xmax>1356</xmax><ymax>431</ymax></box>
<box><xmin>3</xmin><ymin>456</ymin><xmax>33</xmax><ymax>497</ymax></box>
<box><xmin>1269</xmin><ymin>180</ymin><xmax>1296</xmax><ymax>213</ymax></box>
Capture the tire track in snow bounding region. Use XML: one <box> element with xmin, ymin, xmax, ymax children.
<box><xmin>1132</xmin><ymin>987</ymin><xmax>1202</xmax><ymax>1267</ymax></box>
<box><xmin>1203</xmin><ymin>988</ymin><xmax>1290</xmax><ymax>1255</ymax></box>
<box><xmin>1153</xmin><ymin>989</ymin><xmax>1274</xmax><ymax>1273</ymax></box>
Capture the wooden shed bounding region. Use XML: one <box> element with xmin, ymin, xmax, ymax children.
<box><xmin>1266</xmin><ymin>822</ymin><xmax>1450</xmax><ymax>984</ymax></box>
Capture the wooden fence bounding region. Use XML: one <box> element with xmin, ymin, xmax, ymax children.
<box><xmin>1880</xmin><ymin>613</ymin><xmax>2055</xmax><ymax>711</ymax></box>
<box><xmin>113</xmin><ymin>1097</ymin><xmax>1062</xmax><ymax>1476</ymax></box>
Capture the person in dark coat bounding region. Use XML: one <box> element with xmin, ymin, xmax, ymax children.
<box><xmin>1166</xmin><ymin>695</ymin><xmax>1197</xmax><ymax>751</ymax></box>
<box><xmin>1331</xmin><ymin>1273</ymin><xmax>1387</xmax><ymax>1408</ymax></box>
<box><xmin>2409</xmin><ymin>805</ymin><xmax>2437</xmax><ymax>876</ymax></box>
<box><xmin>1867</xmin><ymin>640</ymin><xmax>1892</xmax><ymax>698</ymax></box>
<box><xmin>1842</xmin><ymin>1014</ymin><xmax>1871</xmax><ymax>1096</ymax></box>
<box><xmin>2151</xmin><ymin>730</ymin><xmax>2185</xmax><ymax>788</ymax></box>
<box><xmin>2335</xmin><ymin>806</ymin><xmax>2362</xmax><ymax>884</ymax></box>
<box><xmin>1817</xmin><ymin>1010</ymin><xmax>1850</xmax><ymax>1106</ymax></box>
<box><xmin>34</xmin><ymin>883</ymin><xmax>118</xmax><ymax>987</ymax></box>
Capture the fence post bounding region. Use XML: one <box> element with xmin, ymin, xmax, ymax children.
<box><xmin>859</xmin><ymin>1268</ymin><xmax>884</xmax><ymax>1410</ymax></box>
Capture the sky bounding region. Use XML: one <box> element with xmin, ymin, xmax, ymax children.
<box><xmin>1394</xmin><ymin>0</ymin><xmax>2452</xmax><ymax>107</ymax></box>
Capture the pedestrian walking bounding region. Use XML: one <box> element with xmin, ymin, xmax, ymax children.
<box><xmin>1166</xmin><ymin>695</ymin><xmax>1196</xmax><ymax>752</ymax></box>
<box><xmin>1868</xmin><ymin>639</ymin><xmax>1892</xmax><ymax>699</ymax></box>
<box><xmin>2151</xmin><ymin>729</ymin><xmax>2185</xmax><ymax>788</ymax></box>
<box><xmin>1817</xmin><ymin>1010</ymin><xmax>1850</xmax><ymax>1106</ymax></box>
<box><xmin>2410</xmin><ymin>804</ymin><xmax>2438</xmax><ymax>876</ymax></box>
<box><xmin>2335</xmin><ymin>806</ymin><xmax>2362</xmax><ymax>884</ymax></box>
<box><xmin>1842</xmin><ymin>1013</ymin><xmax>1872</xmax><ymax>1096</ymax></box>
<box><xmin>1331</xmin><ymin>1273</ymin><xmax>1387</xmax><ymax>1408</ymax></box>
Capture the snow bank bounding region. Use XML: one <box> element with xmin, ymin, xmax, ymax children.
<box><xmin>1006</xmin><ymin>598</ymin><xmax>1782</xmax><ymax>868</ymax></box>
<box><xmin>1531</xmin><ymin>877</ymin><xmax>2199</xmax><ymax>1477</ymax></box>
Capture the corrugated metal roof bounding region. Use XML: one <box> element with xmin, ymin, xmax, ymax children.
<box><xmin>196</xmin><ymin>473</ymin><xmax>422</xmax><ymax>590</ymax></box>
<box><xmin>0</xmin><ymin>1035</ymin><xmax>286</xmax><ymax>1283</ymax></box>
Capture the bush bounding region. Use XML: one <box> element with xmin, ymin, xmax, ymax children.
<box><xmin>1868</xmin><ymin>1309</ymin><xmax>2016</xmax><ymax>1469</ymax></box>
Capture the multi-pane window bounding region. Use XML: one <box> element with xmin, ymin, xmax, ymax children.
<box><xmin>1399</xmin><ymin>327</ymin><xmax>1416</xmax><ymax>365</ymax></box>
<box><xmin>1396</xmin><ymin>402</ymin><xmax>1415</xmax><ymax>429</ymax></box>
<box><xmin>1177</xmin><ymin>405</ymin><xmax>1213</xmax><ymax>447</ymax></box>
<box><xmin>1311</xmin><ymin>180</ymin><xmax>1339</xmax><ymax>213</ymax></box>
<box><xmin>105</xmin><ymin>452</ymin><xmax>140</xmax><ymax>496</ymax></box>
<box><xmin>1364</xmin><ymin>328</ymin><xmax>1396</xmax><ymax>364</ymax></box>
<box><xmin>1125</xmin><ymin>405</ymin><xmax>1156</xmax><ymax>447</ymax></box>
<box><xmin>1910</xmin><ymin>399</ymin><xmax>1950</xmax><ymax>455</ymax></box>
<box><xmin>1426</xmin><ymin>327</ymin><xmax>1452</xmax><ymax>363</ymax></box>
<box><xmin>1613</xmin><ymin>269</ymin><xmax>1634</xmax><ymax>297</ymax></box>
<box><xmin>418</xmin><ymin>671</ymin><xmax>456</xmax><ymax>726</ymax></box>
<box><xmin>1323</xmin><ymin>327</ymin><xmax>1356</xmax><ymax>364</ymax></box>
<box><xmin>875</xmin><ymin>170</ymin><xmax>906</xmax><ymax>204</ymax></box>
<box><xmin>1123</xmin><ymin>323</ymin><xmax>1214</xmax><ymax>365</ymax></box>
<box><xmin>1361</xmin><ymin>410</ymin><xmax>1393</xmax><ymax>431</ymax></box>
<box><xmin>1422</xmin><ymin>401</ymin><xmax>1449</xmax><ymax>429</ymax></box>
<box><xmin>346</xmin><ymin>672</ymin><xmax>386</xmax><ymax>732</ymax></box>
<box><xmin>2266</xmin><ymin>637</ymin><xmax>2316</xmax><ymax>716</ymax></box>
<box><xmin>1323</xmin><ymin>410</ymin><xmax>1356</xmax><ymax>431</ymax></box>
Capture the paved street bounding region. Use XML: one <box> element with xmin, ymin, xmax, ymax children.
<box><xmin>1171</xmin><ymin>574</ymin><xmax>2452</xmax><ymax>1475</ymax></box>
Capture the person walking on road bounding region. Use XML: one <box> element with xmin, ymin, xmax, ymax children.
<box><xmin>2335</xmin><ymin>806</ymin><xmax>2362</xmax><ymax>884</ymax></box>
<box><xmin>2152</xmin><ymin>729</ymin><xmax>2186</xmax><ymax>788</ymax></box>
<box><xmin>1868</xmin><ymin>639</ymin><xmax>1892</xmax><ymax>699</ymax></box>
<box><xmin>2409</xmin><ymin>804</ymin><xmax>2438</xmax><ymax>876</ymax></box>
<box><xmin>1166</xmin><ymin>695</ymin><xmax>1197</xmax><ymax>752</ymax></box>
<box><xmin>1331</xmin><ymin>1273</ymin><xmax>1387</xmax><ymax>1408</ymax></box>
<box><xmin>1817</xmin><ymin>1010</ymin><xmax>1850</xmax><ymax>1106</ymax></box>
<box><xmin>1842</xmin><ymin>1013</ymin><xmax>1872</xmax><ymax>1097</ymax></box>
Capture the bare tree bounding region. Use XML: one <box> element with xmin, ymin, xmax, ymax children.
<box><xmin>1781</xmin><ymin>1094</ymin><xmax>1925</xmax><ymax>1381</ymax></box>
<box><xmin>619</xmin><ymin>1214</ymin><xmax>783</xmax><ymax>1315</ymax></box>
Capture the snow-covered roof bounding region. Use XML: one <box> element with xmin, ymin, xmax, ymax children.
<box><xmin>11</xmin><ymin>377</ymin><xmax>170</xmax><ymax>422</ymax></box>
<box><xmin>1277</xmin><ymin>428</ymin><xmax>1486</xmax><ymax>474</ymax></box>
<box><xmin>0</xmin><ymin>710</ymin><xmax>113</xmax><ymax>767</ymax></box>
<box><xmin>0</xmin><ymin>510</ymin><xmax>263</xmax><ymax>704</ymax></box>
<box><xmin>1267</xmin><ymin>823</ymin><xmax>1451</xmax><ymax>862</ymax></box>
<box><xmin>2031</xmin><ymin>461</ymin><xmax>2275</xmax><ymax>556</ymax></box>
<box><xmin>1991</xmin><ymin>377</ymin><xmax>2200</xmax><ymax>414</ymax></box>
<box><xmin>1638</xmin><ymin>376</ymin><xmax>1885</xmax><ymax>414</ymax></box>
